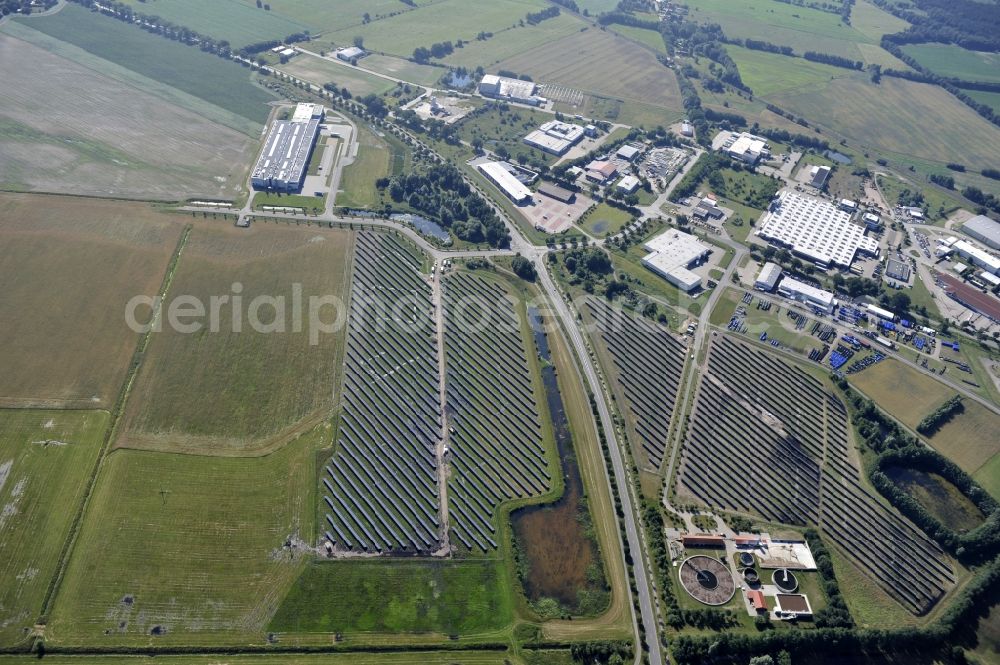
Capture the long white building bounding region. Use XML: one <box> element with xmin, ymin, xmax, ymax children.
<box><xmin>523</xmin><ymin>120</ymin><xmax>585</xmax><ymax>155</ymax></box>
<box><xmin>777</xmin><ymin>276</ymin><xmax>836</xmax><ymax>314</ymax></box>
<box><xmin>756</xmin><ymin>190</ymin><xmax>879</xmax><ymax>269</ymax></box>
<box><xmin>479</xmin><ymin>75</ymin><xmax>545</xmax><ymax>106</ymax></box>
<box><xmin>478</xmin><ymin>161</ymin><xmax>532</xmax><ymax>204</ymax></box>
<box><xmin>641</xmin><ymin>229</ymin><xmax>711</xmax><ymax>292</ymax></box>
<box><xmin>251</xmin><ymin>103</ymin><xmax>324</xmax><ymax>192</ymax></box>
<box><xmin>963</xmin><ymin>215</ymin><xmax>1000</xmax><ymax>250</ymax></box>
<box><xmin>952</xmin><ymin>239</ymin><xmax>1000</xmax><ymax>275</ymax></box>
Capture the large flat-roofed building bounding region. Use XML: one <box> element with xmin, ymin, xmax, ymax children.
<box><xmin>726</xmin><ymin>132</ymin><xmax>769</xmax><ymax>164</ymax></box>
<box><xmin>963</xmin><ymin>214</ymin><xmax>1000</xmax><ymax>250</ymax></box>
<box><xmin>952</xmin><ymin>239</ymin><xmax>1000</xmax><ymax>275</ymax></box>
<box><xmin>641</xmin><ymin>229</ymin><xmax>711</xmax><ymax>292</ymax></box>
<box><xmin>755</xmin><ymin>262</ymin><xmax>782</xmax><ymax>291</ymax></box>
<box><xmin>251</xmin><ymin>103</ymin><xmax>324</xmax><ymax>192</ymax></box>
<box><xmin>478</xmin><ymin>161</ymin><xmax>532</xmax><ymax>205</ymax></box>
<box><xmin>523</xmin><ymin>120</ymin><xmax>585</xmax><ymax>155</ymax></box>
<box><xmin>479</xmin><ymin>74</ymin><xmax>545</xmax><ymax>106</ymax></box>
<box><xmin>777</xmin><ymin>276</ymin><xmax>836</xmax><ymax>314</ymax></box>
<box><xmin>756</xmin><ymin>191</ymin><xmax>880</xmax><ymax>269</ymax></box>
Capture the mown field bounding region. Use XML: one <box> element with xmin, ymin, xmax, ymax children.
<box><xmin>322</xmin><ymin>0</ymin><xmax>548</xmax><ymax>59</ymax></box>
<box><xmin>236</xmin><ymin>0</ymin><xmax>433</xmax><ymax>35</ymax></box>
<box><xmin>0</xmin><ymin>654</ymin><xmax>513</xmax><ymax>665</ymax></box>
<box><xmin>47</xmin><ymin>426</ymin><xmax>325</xmax><ymax>646</ymax></box>
<box><xmin>726</xmin><ymin>44</ymin><xmax>854</xmax><ymax>97</ymax></box>
<box><xmin>17</xmin><ymin>4</ymin><xmax>276</xmax><ymax>125</ymax></box>
<box><xmin>901</xmin><ymin>43</ymin><xmax>1000</xmax><ymax>84</ymax></box>
<box><xmin>278</xmin><ymin>55</ymin><xmax>396</xmax><ymax>97</ymax></box>
<box><xmin>115</xmin><ymin>0</ymin><xmax>311</xmax><ymax>47</ymax></box>
<box><xmin>0</xmin><ymin>410</ymin><xmax>107</xmax><ymax>647</ymax></box>
<box><xmin>440</xmin><ymin>11</ymin><xmax>586</xmax><ymax>69</ymax></box>
<box><xmin>495</xmin><ymin>28</ymin><xmax>684</xmax><ymax>115</ymax></box>
<box><xmin>851</xmin><ymin>359</ymin><xmax>1000</xmax><ymax>480</ymax></box>
<box><xmin>579</xmin><ymin>202</ymin><xmax>633</xmax><ymax>236</ymax></box>
<box><xmin>768</xmin><ymin>76</ymin><xmax>1000</xmax><ymax>171</ymax></box>
<box><xmin>119</xmin><ymin>224</ymin><xmax>353</xmax><ymax>454</ymax></box>
<box><xmin>269</xmin><ymin>560</ymin><xmax>512</xmax><ymax>637</ymax></box>
<box><xmin>336</xmin><ymin>124</ymin><xmax>407</xmax><ymax>209</ymax></box>
<box><xmin>360</xmin><ymin>54</ymin><xmax>444</xmax><ymax>87</ymax></box>
<box><xmin>609</xmin><ymin>24</ymin><xmax>667</xmax><ymax>54</ymax></box>
<box><xmin>0</xmin><ymin>194</ymin><xmax>183</xmax><ymax>409</ymax></box>
<box><xmin>968</xmin><ymin>89</ymin><xmax>1000</xmax><ymax>115</ymax></box>
<box><xmin>0</xmin><ymin>27</ymin><xmax>258</xmax><ymax>200</ymax></box>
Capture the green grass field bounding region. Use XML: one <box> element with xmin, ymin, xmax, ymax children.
<box><xmin>19</xmin><ymin>4</ymin><xmax>276</xmax><ymax>124</ymax></box>
<box><xmin>457</xmin><ymin>104</ymin><xmax>562</xmax><ymax>166</ymax></box>
<box><xmin>253</xmin><ymin>191</ymin><xmax>327</xmax><ymax>211</ymax></box>
<box><xmin>967</xmin><ymin>89</ymin><xmax>1000</xmax><ymax>115</ymax></box>
<box><xmin>322</xmin><ymin>0</ymin><xmax>548</xmax><ymax>59</ymax></box>
<box><xmin>901</xmin><ymin>44</ymin><xmax>1000</xmax><ymax>84</ymax></box>
<box><xmin>725</xmin><ymin>45</ymin><xmax>853</xmax><ymax>97</ymax></box>
<box><xmin>119</xmin><ymin>224</ymin><xmax>353</xmax><ymax>453</ymax></box>
<box><xmin>769</xmin><ymin>76</ymin><xmax>1000</xmax><ymax>171</ymax></box>
<box><xmin>578</xmin><ymin>202</ymin><xmax>633</xmax><ymax>236</ymax></box>
<box><xmin>876</xmin><ymin>173</ymin><xmax>962</xmax><ymax>222</ymax></box>
<box><xmin>0</xmin><ymin>410</ymin><xmax>108</xmax><ymax>647</ymax></box>
<box><xmin>269</xmin><ymin>560</ymin><xmax>513</xmax><ymax>637</ymax></box>
<box><xmin>0</xmin><ymin>194</ymin><xmax>184</xmax><ymax>409</ymax></box>
<box><xmin>441</xmin><ymin>12</ymin><xmax>586</xmax><ymax>69</ymax></box>
<box><xmin>278</xmin><ymin>55</ymin><xmax>396</xmax><ymax>97</ymax></box>
<box><xmin>609</xmin><ymin>24</ymin><xmax>667</xmax><ymax>54</ymax></box>
<box><xmin>240</xmin><ymin>0</ymin><xmax>431</xmax><ymax>35</ymax></box>
<box><xmin>115</xmin><ymin>0</ymin><xmax>311</xmax><ymax>47</ymax></box>
<box><xmin>0</xmin><ymin>655</ymin><xmax>512</xmax><ymax>665</ymax></box>
<box><xmin>336</xmin><ymin>124</ymin><xmax>407</xmax><ymax>209</ymax></box>
<box><xmin>360</xmin><ymin>54</ymin><xmax>444</xmax><ymax>87</ymax></box>
<box><xmin>47</xmin><ymin>425</ymin><xmax>325</xmax><ymax>646</ymax></box>
<box><xmin>495</xmin><ymin>27</ymin><xmax>684</xmax><ymax>115</ymax></box>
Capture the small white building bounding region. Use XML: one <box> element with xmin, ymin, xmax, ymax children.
<box><xmin>616</xmin><ymin>144</ymin><xmax>642</xmax><ymax>162</ymax></box>
<box><xmin>616</xmin><ymin>175</ymin><xmax>640</xmax><ymax>194</ymax></box>
<box><xmin>336</xmin><ymin>46</ymin><xmax>366</xmax><ymax>61</ymax></box>
<box><xmin>777</xmin><ymin>277</ymin><xmax>836</xmax><ymax>314</ymax></box>
<box><xmin>755</xmin><ymin>262</ymin><xmax>782</xmax><ymax>292</ymax></box>
<box><xmin>680</xmin><ymin>122</ymin><xmax>694</xmax><ymax>138</ymax></box>
<box><xmin>641</xmin><ymin>229</ymin><xmax>711</xmax><ymax>292</ymax></box>
<box><xmin>865</xmin><ymin>303</ymin><xmax>896</xmax><ymax>321</ymax></box>
<box><xmin>838</xmin><ymin>199</ymin><xmax>858</xmax><ymax>213</ymax></box>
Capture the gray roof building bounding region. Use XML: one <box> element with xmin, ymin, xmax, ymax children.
<box><xmin>963</xmin><ymin>214</ymin><xmax>1000</xmax><ymax>250</ymax></box>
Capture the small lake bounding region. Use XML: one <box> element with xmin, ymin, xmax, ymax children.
<box><xmin>824</xmin><ymin>149</ymin><xmax>852</xmax><ymax>164</ymax></box>
<box><xmin>884</xmin><ymin>465</ymin><xmax>986</xmax><ymax>532</ymax></box>
<box><xmin>390</xmin><ymin>213</ymin><xmax>450</xmax><ymax>242</ymax></box>
<box><xmin>510</xmin><ymin>307</ymin><xmax>608</xmax><ymax>616</ymax></box>
<box><xmin>446</xmin><ymin>72</ymin><xmax>473</xmax><ymax>88</ymax></box>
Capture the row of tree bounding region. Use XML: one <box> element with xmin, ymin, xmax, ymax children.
<box><xmin>916</xmin><ymin>395</ymin><xmax>964</xmax><ymax>435</ymax></box>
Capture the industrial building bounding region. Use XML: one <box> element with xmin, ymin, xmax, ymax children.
<box><xmin>725</xmin><ymin>132</ymin><xmax>769</xmax><ymax>164</ymax></box>
<box><xmin>693</xmin><ymin>196</ymin><xmax>724</xmax><ymax>220</ymax></box>
<box><xmin>963</xmin><ymin>214</ymin><xmax>1000</xmax><ymax>250</ymax></box>
<box><xmin>777</xmin><ymin>276</ymin><xmax>836</xmax><ymax>314</ymax></box>
<box><xmin>336</xmin><ymin>46</ymin><xmax>366</xmax><ymax>61</ymax></box>
<box><xmin>523</xmin><ymin>120</ymin><xmax>585</xmax><ymax>155</ymax></box>
<box><xmin>885</xmin><ymin>258</ymin><xmax>910</xmax><ymax>281</ymax></box>
<box><xmin>756</xmin><ymin>191</ymin><xmax>880</xmax><ymax>269</ymax></box>
<box><xmin>585</xmin><ymin>160</ymin><xmax>617</xmax><ymax>183</ymax></box>
<box><xmin>808</xmin><ymin>165</ymin><xmax>831</xmax><ymax>189</ymax></box>
<box><xmin>250</xmin><ymin>103</ymin><xmax>324</xmax><ymax>192</ymax></box>
<box><xmin>478</xmin><ymin>74</ymin><xmax>545</xmax><ymax>106</ymax></box>
<box><xmin>754</xmin><ymin>262</ymin><xmax>782</xmax><ymax>291</ymax></box>
<box><xmin>838</xmin><ymin>199</ymin><xmax>858</xmax><ymax>214</ymax></box>
<box><xmin>865</xmin><ymin>303</ymin><xmax>896</xmax><ymax>322</ymax></box>
<box><xmin>641</xmin><ymin>229</ymin><xmax>711</xmax><ymax>292</ymax></box>
<box><xmin>680</xmin><ymin>121</ymin><xmax>694</xmax><ymax>138</ymax></box>
<box><xmin>616</xmin><ymin>144</ymin><xmax>642</xmax><ymax>161</ymax></box>
<box><xmin>863</xmin><ymin>212</ymin><xmax>882</xmax><ymax>230</ymax></box>
<box><xmin>478</xmin><ymin>161</ymin><xmax>532</xmax><ymax>204</ymax></box>
<box><xmin>616</xmin><ymin>175</ymin><xmax>640</xmax><ymax>193</ymax></box>
<box><xmin>538</xmin><ymin>182</ymin><xmax>575</xmax><ymax>203</ymax></box>
<box><xmin>951</xmin><ymin>239</ymin><xmax>1000</xmax><ymax>275</ymax></box>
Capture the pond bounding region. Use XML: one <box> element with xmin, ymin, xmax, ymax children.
<box><xmin>510</xmin><ymin>306</ymin><xmax>609</xmax><ymax>617</ymax></box>
<box><xmin>824</xmin><ymin>149</ymin><xmax>852</xmax><ymax>165</ymax></box>
<box><xmin>390</xmin><ymin>213</ymin><xmax>450</xmax><ymax>242</ymax></box>
<box><xmin>446</xmin><ymin>71</ymin><xmax>473</xmax><ymax>88</ymax></box>
<box><xmin>884</xmin><ymin>465</ymin><xmax>986</xmax><ymax>532</ymax></box>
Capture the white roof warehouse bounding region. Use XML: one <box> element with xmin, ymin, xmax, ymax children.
<box><xmin>251</xmin><ymin>103</ymin><xmax>324</xmax><ymax>192</ymax></box>
<box><xmin>641</xmin><ymin>229</ymin><xmax>711</xmax><ymax>292</ymax></box>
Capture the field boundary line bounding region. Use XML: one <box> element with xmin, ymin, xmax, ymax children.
<box><xmin>36</xmin><ymin>224</ymin><xmax>192</xmax><ymax>629</ymax></box>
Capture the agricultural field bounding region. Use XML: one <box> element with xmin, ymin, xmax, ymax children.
<box><xmin>677</xmin><ymin>336</ymin><xmax>955</xmax><ymax>615</ymax></box>
<box><xmin>115</xmin><ymin>0</ymin><xmax>311</xmax><ymax>47</ymax></box>
<box><xmin>47</xmin><ymin>425</ymin><xmax>324</xmax><ymax>646</ymax></box>
<box><xmin>336</xmin><ymin>125</ymin><xmax>408</xmax><ymax>210</ymax></box>
<box><xmin>444</xmin><ymin>272</ymin><xmax>553</xmax><ymax>551</ymax></box>
<box><xmin>321</xmin><ymin>0</ymin><xmax>548</xmax><ymax>59</ymax></box>
<box><xmin>900</xmin><ymin>44</ymin><xmax>1000</xmax><ymax>84</ymax></box>
<box><xmin>768</xmin><ymin>76</ymin><xmax>1000</xmax><ymax>171</ymax></box>
<box><xmin>495</xmin><ymin>28</ymin><xmax>684</xmax><ymax>116</ymax></box>
<box><xmin>15</xmin><ymin>4</ymin><xmax>277</xmax><ymax>125</ymax></box>
<box><xmin>320</xmin><ymin>232</ymin><xmax>441</xmax><ymax>554</ymax></box>
<box><xmin>360</xmin><ymin>54</ymin><xmax>445</xmax><ymax>88</ymax></box>
<box><xmin>0</xmin><ymin>194</ymin><xmax>184</xmax><ymax>409</ymax></box>
<box><xmin>119</xmin><ymin>224</ymin><xmax>353</xmax><ymax>454</ymax></box>
<box><xmin>0</xmin><ymin>410</ymin><xmax>108</xmax><ymax>647</ymax></box>
<box><xmin>725</xmin><ymin>45</ymin><xmax>854</xmax><ymax>98</ymax></box>
<box><xmin>609</xmin><ymin>24</ymin><xmax>667</xmax><ymax>54</ymax></box>
<box><xmin>278</xmin><ymin>55</ymin><xmax>396</xmax><ymax>98</ymax></box>
<box><xmin>685</xmin><ymin>0</ymin><xmax>899</xmax><ymax>65</ymax></box>
<box><xmin>440</xmin><ymin>12</ymin><xmax>586</xmax><ymax>69</ymax></box>
<box><xmin>584</xmin><ymin>298</ymin><xmax>687</xmax><ymax>471</ymax></box>
<box><xmin>0</xmin><ymin>28</ymin><xmax>258</xmax><ymax>200</ymax></box>
<box><xmin>236</xmin><ymin>0</ymin><xmax>432</xmax><ymax>35</ymax></box>
<box><xmin>269</xmin><ymin>559</ymin><xmax>512</xmax><ymax>637</ymax></box>
<box><xmin>0</xmin><ymin>656</ymin><xmax>512</xmax><ymax>665</ymax></box>
<box><xmin>967</xmin><ymin>89</ymin><xmax>1000</xmax><ymax>115</ymax></box>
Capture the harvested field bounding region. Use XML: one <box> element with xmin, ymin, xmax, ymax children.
<box><xmin>359</xmin><ymin>55</ymin><xmax>444</xmax><ymax>88</ymax></box>
<box><xmin>444</xmin><ymin>273</ymin><xmax>552</xmax><ymax>551</ymax></box>
<box><xmin>47</xmin><ymin>426</ymin><xmax>324</xmax><ymax>646</ymax></box>
<box><xmin>726</xmin><ymin>45</ymin><xmax>852</xmax><ymax>98</ymax></box>
<box><xmin>120</xmin><ymin>223</ymin><xmax>353</xmax><ymax>454</ymax></box>
<box><xmin>495</xmin><ymin>28</ymin><xmax>684</xmax><ymax>114</ymax></box>
<box><xmin>0</xmin><ymin>29</ymin><xmax>258</xmax><ymax>200</ymax></box>
<box><xmin>0</xmin><ymin>193</ymin><xmax>184</xmax><ymax>409</ymax></box>
<box><xmin>678</xmin><ymin>336</ymin><xmax>954</xmax><ymax>615</ymax></box>
<box><xmin>584</xmin><ymin>298</ymin><xmax>687</xmax><ymax>471</ymax></box>
<box><xmin>927</xmin><ymin>401</ymin><xmax>1000</xmax><ymax>477</ymax></box>
<box><xmin>246</xmin><ymin>0</ymin><xmax>429</xmax><ymax>35</ymax></box>
<box><xmin>850</xmin><ymin>359</ymin><xmax>955</xmax><ymax>430</ymax></box>
<box><xmin>0</xmin><ymin>410</ymin><xmax>107</xmax><ymax>646</ymax></box>
<box><xmin>320</xmin><ymin>232</ymin><xmax>441</xmax><ymax>554</ymax></box>
<box><xmin>0</xmin><ymin>655</ymin><xmax>512</xmax><ymax>665</ymax></box>
<box><xmin>440</xmin><ymin>12</ymin><xmax>585</xmax><ymax>69</ymax></box>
